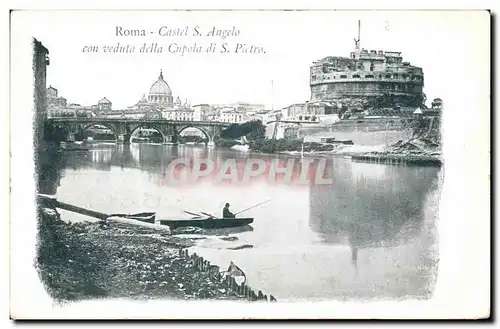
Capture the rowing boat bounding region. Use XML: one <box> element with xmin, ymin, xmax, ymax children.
<box><xmin>159</xmin><ymin>217</ymin><xmax>254</xmax><ymax>230</ymax></box>
<box><xmin>109</xmin><ymin>212</ymin><xmax>156</xmax><ymax>224</ymax></box>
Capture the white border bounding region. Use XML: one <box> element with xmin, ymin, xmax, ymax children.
<box><xmin>5</xmin><ymin>1</ymin><xmax>494</xmax><ymax>322</ymax></box>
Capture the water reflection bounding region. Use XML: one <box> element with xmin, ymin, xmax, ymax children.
<box><xmin>63</xmin><ymin>144</ymin><xmax>335</xmax><ymax>189</ymax></box>
<box><xmin>174</xmin><ymin>225</ymin><xmax>254</xmax><ymax>237</ymax></box>
<box><xmin>310</xmin><ymin>158</ymin><xmax>440</xmax><ymax>280</ymax></box>
<box><xmin>51</xmin><ymin>143</ymin><xmax>440</xmax><ymax>300</ymax></box>
<box><xmin>310</xmin><ymin>159</ymin><xmax>438</xmax><ymax>247</ymax></box>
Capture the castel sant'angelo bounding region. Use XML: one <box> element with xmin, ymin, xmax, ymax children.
<box><xmin>309</xmin><ymin>21</ymin><xmax>425</xmax><ymax>111</ymax></box>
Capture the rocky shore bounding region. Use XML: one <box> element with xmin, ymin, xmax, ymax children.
<box><xmin>276</xmin><ymin>137</ymin><xmax>442</xmax><ymax>166</ymax></box>
<box><xmin>36</xmin><ymin>207</ymin><xmax>269</xmax><ymax>302</ymax></box>
<box><xmin>351</xmin><ymin>138</ymin><xmax>442</xmax><ymax>166</ymax></box>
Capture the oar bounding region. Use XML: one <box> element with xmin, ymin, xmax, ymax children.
<box><xmin>201</xmin><ymin>211</ymin><xmax>216</xmax><ymax>218</ymax></box>
<box><xmin>235</xmin><ymin>199</ymin><xmax>271</xmax><ymax>216</ymax></box>
<box><xmin>184</xmin><ymin>210</ymin><xmax>202</xmax><ymax>217</ymax></box>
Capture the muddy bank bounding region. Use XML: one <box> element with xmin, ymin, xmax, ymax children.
<box><xmin>35</xmin><ymin>207</ymin><xmax>264</xmax><ymax>302</ymax></box>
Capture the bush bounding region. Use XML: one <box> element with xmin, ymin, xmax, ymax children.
<box><xmin>249</xmin><ymin>139</ymin><xmax>338</xmax><ymax>154</ymax></box>
<box><xmin>250</xmin><ymin>138</ymin><xmax>304</xmax><ymax>153</ymax></box>
<box><xmin>220</xmin><ymin>120</ymin><xmax>266</xmax><ymax>141</ymax></box>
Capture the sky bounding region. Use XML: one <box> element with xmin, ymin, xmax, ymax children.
<box><xmin>15</xmin><ymin>10</ymin><xmax>488</xmax><ymax>110</ymax></box>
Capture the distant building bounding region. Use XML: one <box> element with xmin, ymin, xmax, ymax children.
<box><xmin>218</xmin><ymin>107</ymin><xmax>246</xmax><ymax>123</ymax></box>
<box><xmin>49</xmin><ymin>96</ymin><xmax>67</xmax><ymax>108</ymax></box>
<box><xmin>97</xmin><ymin>97</ymin><xmax>112</xmax><ymax>111</ymax></box>
<box><xmin>283</xmin><ymin>125</ymin><xmax>299</xmax><ymax>139</ymax></box>
<box><xmin>192</xmin><ymin>104</ymin><xmax>211</xmax><ymax>121</ymax></box>
<box><xmin>273</xmin><ymin>102</ymin><xmax>327</xmax><ymax>122</ymax></box>
<box><xmin>267</xmin><ymin>108</ymin><xmax>287</xmax><ymax>122</ymax></box>
<box><xmin>64</xmin><ymin>103</ymin><xmax>95</xmax><ymax>117</ymax></box>
<box><xmin>247</xmin><ymin>109</ymin><xmax>271</xmax><ymax>123</ymax></box>
<box><xmin>51</xmin><ymin>70</ymin><xmax>268</xmax><ymax>123</ymax></box>
<box><xmin>164</xmin><ymin>108</ymin><xmax>195</xmax><ymax>121</ymax></box>
<box><xmin>307</xmin><ymin>101</ymin><xmax>338</xmax><ymax>116</ymax></box>
<box><xmin>45</xmin><ymin>86</ymin><xmax>114</xmax><ymax>118</ymax></box>
<box><xmin>283</xmin><ymin>103</ymin><xmax>308</xmax><ymax>119</ymax></box>
<box><xmin>111</xmin><ymin>70</ymin><xmax>194</xmax><ymax>119</ymax></box>
<box><xmin>192</xmin><ymin>106</ymin><xmax>202</xmax><ymax>121</ymax></box>
<box><xmin>234</xmin><ymin>102</ymin><xmax>266</xmax><ymax>113</ymax></box>
<box><xmin>143</xmin><ymin>108</ymin><xmax>163</xmax><ymax>119</ymax></box>
<box><xmin>47</xmin><ymin>85</ymin><xmax>57</xmax><ymax>98</ymax></box>
<box><xmin>189</xmin><ymin>103</ymin><xmax>265</xmax><ymax>123</ymax></box>
<box><xmin>46</xmin><ymin>85</ymin><xmax>68</xmax><ymax>116</ymax></box>
<box><xmin>211</xmin><ymin>102</ymin><xmax>266</xmax><ymax>113</ymax></box>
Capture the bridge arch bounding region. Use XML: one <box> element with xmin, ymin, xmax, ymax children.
<box><xmin>177</xmin><ymin>126</ymin><xmax>211</xmax><ymax>145</ymax></box>
<box><xmin>129</xmin><ymin>124</ymin><xmax>166</xmax><ymax>144</ymax></box>
<box><xmin>81</xmin><ymin>123</ymin><xmax>118</xmax><ymax>141</ymax></box>
<box><xmin>47</xmin><ymin>118</ymin><xmax>230</xmax><ymax>145</ymax></box>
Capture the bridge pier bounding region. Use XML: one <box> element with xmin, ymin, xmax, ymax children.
<box><xmin>171</xmin><ymin>134</ymin><xmax>179</xmax><ymax>145</ymax></box>
<box><xmin>117</xmin><ymin>134</ymin><xmax>131</xmax><ymax>144</ymax></box>
<box><xmin>162</xmin><ymin>135</ymin><xmax>178</xmax><ymax>145</ymax></box>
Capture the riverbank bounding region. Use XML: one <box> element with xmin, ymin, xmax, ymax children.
<box><xmin>350</xmin><ymin>138</ymin><xmax>442</xmax><ymax>166</ymax></box>
<box><xmin>36</xmin><ymin>207</ymin><xmax>272</xmax><ymax>302</ymax></box>
<box><xmin>271</xmin><ymin>138</ymin><xmax>442</xmax><ymax>166</ymax></box>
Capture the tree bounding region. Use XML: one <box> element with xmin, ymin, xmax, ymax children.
<box><xmin>220</xmin><ymin>120</ymin><xmax>266</xmax><ymax>141</ymax></box>
<box><xmin>245</xmin><ymin>120</ymin><xmax>266</xmax><ymax>141</ymax></box>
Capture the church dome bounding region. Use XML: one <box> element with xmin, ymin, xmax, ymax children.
<box><xmin>148</xmin><ymin>70</ymin><xmax>173</xmax><ymax>106</ymax></box>
<box><xmin>149</xmin><ymin>71</ymin><xmax>172</xmax><ymax>96</ymax></box>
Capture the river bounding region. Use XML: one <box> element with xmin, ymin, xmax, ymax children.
<box><xmin>45</xmin><ymin>143</ymin><xmax>441</xmax><ymax>302</ymax></box>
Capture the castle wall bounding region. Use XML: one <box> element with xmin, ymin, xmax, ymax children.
<box><xmin>311</xmin><ymin>80</ymin><xmax>423</xmax><ymax>104</ymax></box>
<box><xmin>300</xmin><ymin>118</ymin><xmax>413</xmax><ymax>146</ymax></box>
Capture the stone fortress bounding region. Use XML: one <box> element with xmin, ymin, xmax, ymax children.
<box><xmin>309</xmin><ymin>48</ymin><xmax>424</xmax><ymax>108</ymax></box>
<box><xmin>267</xmin><ymin>21</ymin><xmax>441</xmax><ymax>125</ymax></box>
<box><xmin>263</xmin><ymin>21</ymin><xmax>442</xmax><ymax>142</ymax></box>
<box><xmin>309</xmin><ymin>21</ymin><xmax>424</xmax><ymax>109</ymax></box>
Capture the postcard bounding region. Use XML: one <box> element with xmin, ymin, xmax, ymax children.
<box><xmin>9</xmin><ymin>9</ymin><xmax>491</xmax><ymax>319</ymax></box>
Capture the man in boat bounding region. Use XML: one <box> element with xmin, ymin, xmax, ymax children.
<box><xmin>222</xmin><ymin>203</ymin><xmax>235</xmax><ymax>218</ymax></box>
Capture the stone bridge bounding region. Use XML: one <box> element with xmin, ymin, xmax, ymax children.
<box><xmin>48</xmin><ymin>117</ymin><xmax>232</xmax><ymax>145</ymax></box>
